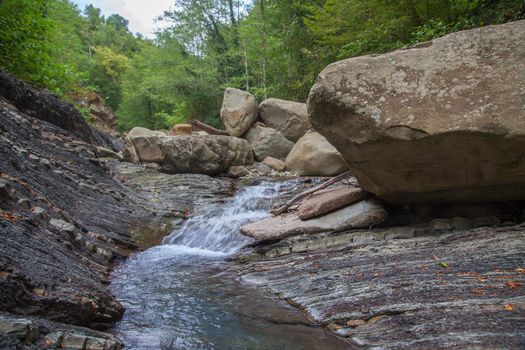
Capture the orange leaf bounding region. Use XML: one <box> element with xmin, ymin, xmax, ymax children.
<box><xmin>516</xmin><ymin>268</ymin><xmax>525</xmax><ymax>274</ymax></box>
<box><xmin>504</xmin><ymin>304</ymin><xmax>513</xmax><ymax>311</ymax></box>
<box><xmin>505</xmin><ymin>281</ymin><xmax>520</xmax><ymax>289</ymax></box>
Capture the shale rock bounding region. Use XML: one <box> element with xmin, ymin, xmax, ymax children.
<box><xmin>240</xmin><ymin>198</ymin><xmax>387</xmax><ymax>240</ymax></box>
<box><xmin>220</xmin><ymin>88</ymin><xmax>257</xmax><ymax>137</ymax></box>
<box><xmin>259</xmin><ymin>98</ymin><xmax>312</xmax><ymax>142</ymax></box>
<box><xmin>308</xmin><ymin>21</ymin><xmax>525</xmax><ymax>203</ymax></box>
<box><xmin>285</xmin><ymin>132</ymin><xmax>349</xmax><ymax>176</ymax></box>
<box><xmin>297</xmin><ymin>186</ymin><xmax>367</xmax><ymax>220</ymax></box>
<box><xmin>75</xmin><ymin>92</ymin><xmax>119</xmax><ymax>137</ymax></box>
<box><xmin>245</xmin><ymin>125</ymin><xmax>294</xmax><ymax>161</ymax></box>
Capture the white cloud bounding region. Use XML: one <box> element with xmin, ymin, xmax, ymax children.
<box><xmin>71</xmin><ymin>0</ymin><xmax>173</xmax><ymax>38</ymax></box>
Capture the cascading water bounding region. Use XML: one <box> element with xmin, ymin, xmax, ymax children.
<box><xmin>161</xmin><ymin>181</ymin><xmax>284</xmax><ymax>254</ymax></box>
<box><xmin>110</xmin><ymin>181</ymin><xmax>349</xmax><ymax>350</ymax></box>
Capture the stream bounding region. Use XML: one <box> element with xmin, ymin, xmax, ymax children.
<box><xmin>110</xmin><ymin>182</ymin><xmax>350</xmax><ymax>349</ymax></box>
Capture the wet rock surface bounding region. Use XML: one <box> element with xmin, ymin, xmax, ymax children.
<box><xmin>235</xmin><ymin>223</ymin><xmax>525</xmax><ymax>348</ymax></box>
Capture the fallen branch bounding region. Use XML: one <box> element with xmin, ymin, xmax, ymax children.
<box><xmin>189</xmin><ymin>119</ymin><xmax>230</xmax><ymax>136</ymax></box>
<box><xmin>271</xmin><ymin>170</ymin><xmax>355</xmax><ymax>216</ymax></box>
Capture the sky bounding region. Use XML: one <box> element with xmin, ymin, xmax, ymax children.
<box><xmin>71</xmin><ymin>0</ymin><xmax>173</xmax><ymax>38</ymax></box>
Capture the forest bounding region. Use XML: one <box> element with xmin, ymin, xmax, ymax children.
<box><xmin>1</xmin><ymin>0</ymin><xmax>523</xmax><ymax>131</ymax></box>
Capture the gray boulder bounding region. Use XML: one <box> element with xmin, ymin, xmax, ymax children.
<box><xmin>308</xmin><ymin>21</ymin><xmax>525</xmax><ymax>203</ymax></box>
<box><xmin>220</xmin><ymin>88</ymin><xmax>258</xmax><ymax>137</ymax></box>
<box><xmin>245</xmin><ymin>125</ymin><xmax>294</xmax><ymax>161</ymax></box>
<box><xmin>131</xmin><ymin>135</ymin><xmax>253</xmax><ymax>175</ymax></box>
<box><xmin>259</xmin><ymin>98</ymin><xmax>312</xmax><ymax>142</ymax></box>
<box><xmin>285</xmin><ymin>132</ymin><xmax>349</xmax><ymax>176</ymax></box>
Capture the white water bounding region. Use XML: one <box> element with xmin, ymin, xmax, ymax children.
<box><xmin>162</xmin><ymin>181</ymin><xmax>290</xmax><ymax>254</ymax></box>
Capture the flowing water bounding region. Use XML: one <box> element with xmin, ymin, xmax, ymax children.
<box><xmin>110</xmin><ymin>182</ymin><xmax>350</xmax><ymax>349</ymax></box>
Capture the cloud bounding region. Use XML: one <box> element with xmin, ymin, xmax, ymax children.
<box><xmin>71</xmin><ymin>0</ymin><xmax>173</xmax><ymax>38</ymax></box>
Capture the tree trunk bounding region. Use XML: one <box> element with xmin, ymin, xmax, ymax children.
<box><xmin>260</xmin><ymin>0</ymin><xmax>267</xmax><ymax>100</ymax></box>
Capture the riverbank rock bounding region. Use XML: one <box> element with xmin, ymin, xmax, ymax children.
<box><xmin>220</xmin><ymin>88</ymin><xmax>258</xmax><ymax>137</ymax></box>
<box><xmin>130</xmin><ymin>135</ymin><xmax>253</xmax><ymax>175</ymax></box>
<box><xmin>263</xmin><ymin>157</ymin><xmax>286</xmax><ymax>172</ymax></box>
<box><xmin>240</xmin><ymin>198</ymin><xmax>387</xmax><ymax>241</ymax></box>
<box><xmin>259</xmin><ymin>98</ymin><xmax>312</xmax><ymax>142</ymax></box>
<box><xmin>298</xmin><ymin>186</ymin><xmax>367</xmax><ymax>220</ymax></box>
<box><xmin>308</xmin><ymin>20</ymin><xmax>525</xmax><ymax>203</ymax></box>
<box><xmin>74</xmin><ymin>92</ymin><xmax>119</xmax><ymax>137</ymax></box>
<box><xmin>245</xmin><ymin>125</ymin><xmax>294</xmax><ymax>161</ymax></box>
<box><xmin>285</xmin><ymin>132</ymin><xmax>349</xmax><ymax>176</ymax></box>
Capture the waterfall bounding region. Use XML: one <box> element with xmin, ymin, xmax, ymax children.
<box><xmin>162</xmin><ymin>181</ymin><xmax>291</xmax><ymax>255</ymax></box>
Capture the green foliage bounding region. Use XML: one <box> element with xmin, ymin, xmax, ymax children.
<box><xmin>1</xmin><ymin>0</ymin><xmax>523</xmax><ymax>131</ymax></box>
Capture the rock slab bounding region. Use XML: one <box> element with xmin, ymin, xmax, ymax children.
<box><xmin>220</xmin><ymin>88</ymin><xmax>257</xmax><ymax>137</ymax></box>
<box><xmin>259</xmin><ymin>98</ymin><xmax>312</xmax><ymax>142</ymax></box>
<box><xmin>285</xmin><ymin>132</ymin><xmax>349</xmax><ymax>176</ymax></box>
<box><xmin>308</xmin><ymin>20</ymin><xmax>525</xmax><ymax>203</ymax></box>
<box><xmin>240</xmin><ymin>198</ymin><xmax>387</xmax><ymax>241</ymax></box>
<box><xmin>298</xmin><ymin>187</ymin><xmax>367</xmax><ymax>220</ymax></box>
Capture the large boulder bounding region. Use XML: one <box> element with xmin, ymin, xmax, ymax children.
<box><xmin>220</xmin><ymin>88</ymin><xmax>258</xmax><ymax>137</ymax></box>
<box><xmin>131</xmin><ymin>134</ymin><xmax>253</xmax><ymax>175</ymax></box>
<box><xmin>124</xmin><ymin>127</ymin><xmax>167</xmax><ymax>164</ymax></box>
<box><xmin>308</xmin><ymin>21</ymin><xmax>525</xmax><ymax>203</ymax></box>
<box><xmin>259</xmin><ymin>98</ymin><xmax>312</xmax><ymax>142</ymax></box>
<box><xmin>240</xmin><ymin>198</ymin><xmax>387</xmax><ymax>241</ymax></box>
<box><xmin>285</xmin><ymin>132</ymin><xmax>349</xmax><ymax>176</ymax></box>
<box><xmin>245</xmin><ymin>125</ymin><xmax>294</xmax><ymax>161</ymax></box>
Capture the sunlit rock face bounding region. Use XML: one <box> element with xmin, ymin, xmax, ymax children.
<box><xmin>308</xmin><ymin>20</ymin><xmax>525</xmax><ymax>203</ymax></box>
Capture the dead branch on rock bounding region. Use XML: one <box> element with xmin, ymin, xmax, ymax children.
<box><xmin>271</xmin><ymin>170</ymin><xmax>355</xmax><ymax>216</ymax></box>
<box><xmin>189</xmin><ymin>119</ymin><xmax>230</xmax><ymax>136</ymax></box>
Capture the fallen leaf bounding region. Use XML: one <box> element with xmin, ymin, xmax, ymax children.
<box><xmin>471</xmin><ymin>289</ymin><xmax>485</xmax><ymax>295</ymax></box>
<box><xmin>516</xmin><ymin>268</ymin><xmax>525</xmax><ymax>274</ymax></box>
<box><xmin>373</xmin><ymin>272</ymin><xmax>381</xmax><ymax>277</ymax></box>
<box><xmin>440</xmin><ymin>262</ymin><xmax>449</xmax><ymax>268</ymax></box>
<box><xmin>504</xmin><ymin>304</ymin><xmax>513</xmax><ymax>311</ymax></box>
<box><xmin>0</xmin><ymin>212</ymin><xmax>18</xmax><ymax>222</ymax></box>
<box><xmin>477</xmin><ymin>277</ymin><xmax>488</xmax><ymax>283</ymax></box>
<box><xmin>505</xmin><ymin>281</ymin><xmax>520</xmax><ymax>289</ymax></box>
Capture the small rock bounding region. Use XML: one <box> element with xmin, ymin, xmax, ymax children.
<box><xmin>0</xmin><ymin>179</ymin><xmax>16</xmax><ymax>201</ymax></box>
<box><xmin>39</xmin><ymin>158</ymin><xmax>51</xmax><ymax>166</ymax></box>
<box><xmin>28</xmin><ymin>154</ymin><xmax>40</xmax><ymax>161</ymax></box>
<box><xmin>426</xmin><ymin>218</ymin><xmax>451</xmax><ymax>233</ymax></box>
<box><xmin>346</xmin><ymin>319</ymin><xmax>366</xmax><ymax>327</ymax></box>
<box><xmin>96</xmin><ymin>146</ymin><xmax>123</xmax><ymax>161</ymax></box>
<box><xmin>44</xmin><ymin>332</ymin><xmax>64</xmax><ymax>347</ymax></box>
<box><xmin>169</xmin><ymin>124</ymin><xmax>192</xmax><ymax>135</ymax></box>
<box><xmin>31</xmin><ymin>207</ymin><xmax>49</xmax><ymax>220</ymax></box>
<box><xmin>384</xmin><ymin>226</ymin><xmax>416</xmax><ymax>240</ymax></box>
<box><xmin>49</xmin><ymin>218</ymin><xmax>76</xmax><ymax>235</ymax></box>
<box><xmin>263</xmin><ymin>156</ymin><xmax>286</xmax><ymax>172</ymax></box>
<box><xmin>17</xmin><ymin>198</ymin><xmax>31</xmax><ymax>209</ymax></box>
<box><xmin>144</xmin><ymin>162</ymin><xmax>161</xmax><ymax>170</ymax></box>
<box><xmin>256</xmin><ymin>163</ymin><xmax>272</xmax><ymax>175</ymax></box>
<box><xmin>227</xmin><ymin>165</ymin><xmax>249</xmax><ymax>178</ymax></box>
<box><xmin>60</xmin><ymin>333</ymin><xmax>87</xmax><ymax>349</ymax></box>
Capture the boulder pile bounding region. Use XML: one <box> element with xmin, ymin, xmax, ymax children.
<box><xmin>124</xmin><ymin>87</ymin><xmax>349</xmax><ymax>177</ymax></box>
